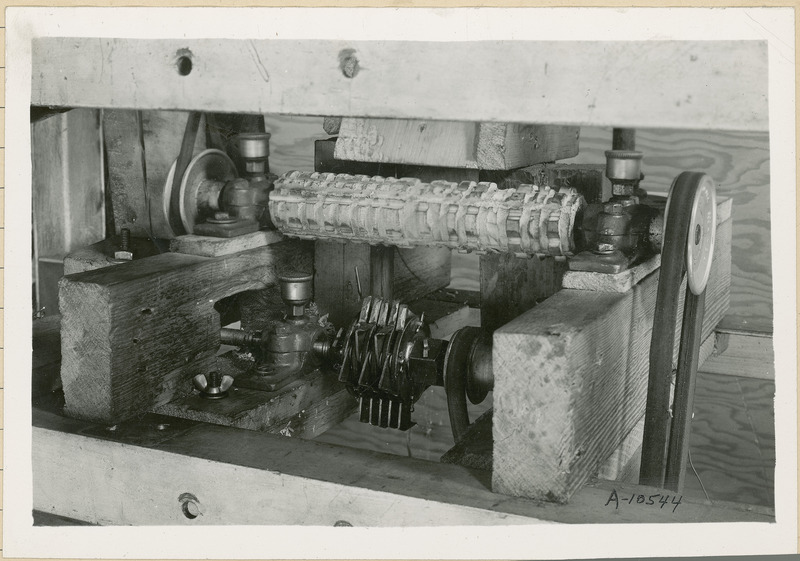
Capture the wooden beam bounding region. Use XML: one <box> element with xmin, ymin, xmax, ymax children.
<box><xmin>32</xmin><ymin>38</ymin><xmax>768</xmax><ymax>131</ymax></box>
<box><xmin>492</xmin><ymin>282</ymin><xmax>640</xmax><ymax>503</ymax></box>
<box><xmin>59</xmin><ymin>240</ymin><xmax>312</xmax><ymax>424</ymax></box>
<box><xmin>32</xmin><ymin>408</ymin><xmax>774</xmax><ymax>525</ymax></box>
<box><xmin>334</xmin><ymin>119</ymin><xmax>579</xmax><ymax>169</ymax></box>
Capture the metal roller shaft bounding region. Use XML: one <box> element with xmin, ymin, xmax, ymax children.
<box><xmin>269</xmin><ymin>171</ymin><xmax>586</xmax><ymax>257</ymax></box>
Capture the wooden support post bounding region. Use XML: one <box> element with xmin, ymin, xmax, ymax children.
<box><xmin>32</xmin><ymin>108</ymin><xmax>104</xmax><ymax>314</ymax></box>
<box><xmin>59</xmin><ymin>240</ymin><xmax>312</xmax><ymax>424</ymax></box>
<box><xmin>314</xmin><ymin>241</ymin><xmax>451</xmax><ymax>327</ymax></box>
<box><xmin>479</xmin><ymin>254</ymin><xmax>567</xmax><ymax>333</ymax></box>
<box><xmin>104</xmin><ymin>110</ymin><xmax>207</xmax><ymax>239</ymax></box>
<box><xmin>369</xmin><ymin>245</ymin><xmax>394</xmax><ymax>301</ymax></box>
<box><xmin>335</xmin><ymin>118</ymin><xmax>580</xmax><ymax>170</ymax></box>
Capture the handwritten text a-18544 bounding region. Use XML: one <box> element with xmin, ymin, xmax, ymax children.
<box><xmin>605</xmin><ymin>489</ymin><xmax>683</xmax><ymax>513</ymax></box>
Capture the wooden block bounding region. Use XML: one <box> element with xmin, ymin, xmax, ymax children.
<box><xmin>169</xmin><ymin>230</ymin><xmax>284</xmax><ymax>257</ymax></box>
<box><xmin>443</xmin><ymin>308</ymin><xmax>718</xmax><ymax>483</ymax></box>
<box><xmin>335</xmin><ymin>118</ymin><xmax>579</xmax><ymax>170</ymax></box>
<box><xmin>493</xmin><ymin>275</ymin><xmax>653</xmax><ymax>503</ymax></box>
<box><xmin>104</xmin><ymin>109</ymin><xmax>207</xmax><ymax>238</ymax></box>
<box><xmin>59</xmin><ymin>241</ymin><xmax>312</xmax><ymax>424</ymax></box>
<box><xmin>479</xmin><ymin>253</ymin><xmax>567</xmax><ymax>333</ymax></box>
<box><xmin>315</xmin><ymin>138</ymin><xmax>480</xmax><ymax>183</ymax></box>
<box><xmin>154</xmin><ymin>358</ymin><xmax>357</xmax><ymax>439</ymax></box>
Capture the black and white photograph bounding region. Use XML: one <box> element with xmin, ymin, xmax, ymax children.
<box><xmin>4</xmin><ymin>6</ymin><xmax>797</xmax><ymax>559</ymax></box>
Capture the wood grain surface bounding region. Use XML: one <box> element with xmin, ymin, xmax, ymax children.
<box><xmin>260</xmin><ymin>116</ymin><xmax>772</xmax><ymax>464</ymax></box>
<box><xmin>33</xmin><ymin>407</ymin><xmax>774</xmax><ymax>525</ymax></box>
<box><xmin>335</xmin><ymin>118</ymin><xmax>579</xmax><ymax>169</ymax></box>
<box><xmin>33</xmin><ymin>38</ymin><xmax>768</xmax><ymax>131</ymax></box>
<box><xmin>682</xmin><ymin>372</ymin><xmax>774</xmax><ymax>507</ymax></box>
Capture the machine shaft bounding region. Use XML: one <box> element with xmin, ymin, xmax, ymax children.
<box><xmin>269</xmin><ymin>171</ymin><xmax>586</xmax><ymax>257</ymax></box>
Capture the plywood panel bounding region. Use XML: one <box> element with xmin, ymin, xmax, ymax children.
<box><xmin>682</xmin><ymin>372</ymin><xmax>774</xmax><ymax>507</ymax></box>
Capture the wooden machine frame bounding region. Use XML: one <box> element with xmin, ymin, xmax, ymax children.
<box><xmin>24</xmin><ymin>23</ymin><xmax>779</xmax><ymax>534</ymax></box>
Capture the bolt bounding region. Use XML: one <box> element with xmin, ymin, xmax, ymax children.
<box><xmin>112</xmin><ymin>227</ymin><xmax>133</xmax><ymax>261</ymax></box>
<box><xmin>120</xmin><ymin>228</ymin><xmax>131</xmax><ymax>251</ymax></box>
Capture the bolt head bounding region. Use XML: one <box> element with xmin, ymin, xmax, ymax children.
<box><xmin>113</xmin><ymin>250</ymin><xmax>133</xmax><ymax>261</ymax></box>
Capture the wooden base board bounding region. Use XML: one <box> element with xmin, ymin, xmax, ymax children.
<box><xmin>33</xmin><ymin>407</ymin><xmax>774</xmax><ymax>526</ymax></box>
<box><xmin>169</xmin><ymin>230</ymin><xmax>284</xmax><ymax>257</ymax></box>
<box><xmin>562</xmin><ymin>197</ymin><xmax>732</xmax><ymax>294</ymax></box>
<box><xmin>154</xmin><ymin>357</ymin><xmax>357</xmax><ymax>439</ymax></box>
<box><xmin>562</xmin><ymin>254</ymin><xmax>661</xmax><ymax>293</ymax></box>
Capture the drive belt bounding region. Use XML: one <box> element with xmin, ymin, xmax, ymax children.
<box><xmin>639</xmin><ymin>172</ymin><xmax>716</xmax><ymax>491</ymax></box>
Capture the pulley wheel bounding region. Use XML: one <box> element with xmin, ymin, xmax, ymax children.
<box><xmin>685</xmin><ymin>175</ymin><xmax>716</xmax><ymax>295</ymax></box>
<box><xmin>163</xmin><ymin>149</ymin><xmax>237</xmax><ymax>235</ymax></box>
<box><xmin>444</xmin><ymin>326</ymin><xmax>488</xmax><ymax>443</ymax></box>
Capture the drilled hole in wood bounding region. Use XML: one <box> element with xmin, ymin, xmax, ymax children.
<box><xmin>141</xmin><ymin>308</ymin><xmax>153</xmax><ymax>315</ymax></box>
<box><xmin>338</xmin><ymin>49</ymin><xmax>359</xmax><ymax>78</ymax></box>
<box><xmin>182</xmin><ymin>501</ymin><xmax>199</xmax><ymax>519</ymax></box>
<box><xmin>179</xmin><ymin>492</ymin><xmax>200</xmax><ymax>519</ymax></box>
<box><xmin>176</xmin><ymin>55</ymin><xmax>193</xmax><ymax>76</ymax></box>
